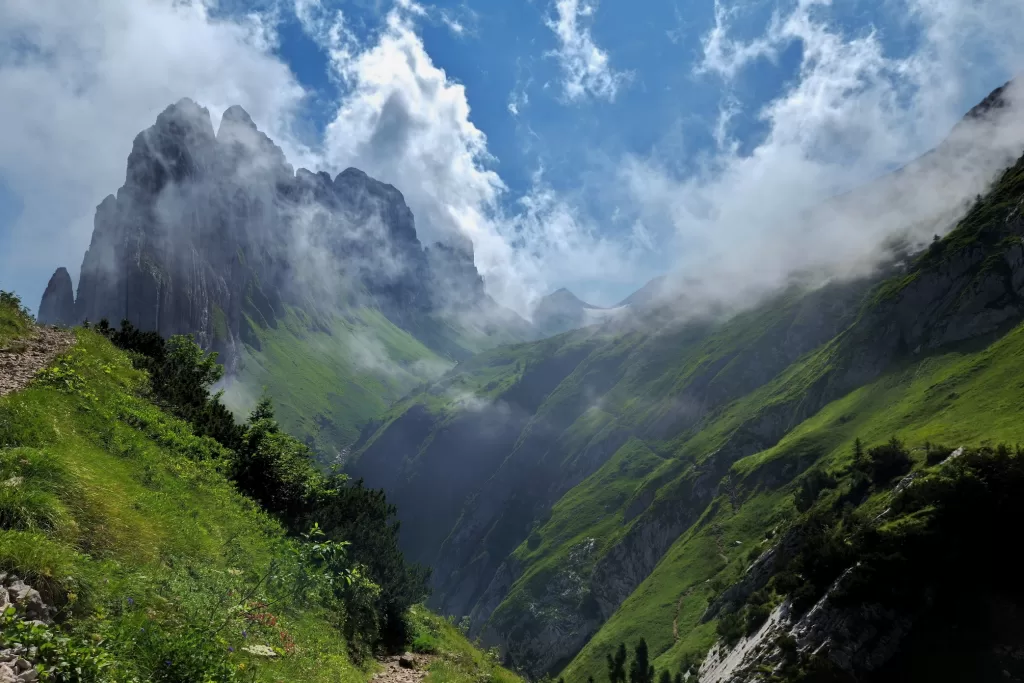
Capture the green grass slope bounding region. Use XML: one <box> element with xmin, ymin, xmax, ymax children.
<box><xmin>353</xmin><ymin>149</ymin><xmax>1024</xmax><ymax>680</ymax></box>
<box><xmin>0</xmin><ymin>299</ymin><xmax>524</xmax><ymax>683</ymax></box>
<box><xmin>1</xmin><ymin>326</ymin><xmax>366</xmax><ymax>681</ymax></box>
<box><xmin>227</xmin><ymin>305</ymin><xmax>453</xmax><ymax>457</ymax></box>
<box><xmin>563</xmin><ymin>302</ymin><xmax>1024</xmax><ymax>682</ymax></box>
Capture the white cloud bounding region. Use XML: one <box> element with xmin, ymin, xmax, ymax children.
<box><xmin>626</xmin><ymin>0</ymin><xmax>1024</xmax><ymax>315</ymax></box>
<box><xmin>314</xmin><ymin>4</ymin><xmax>639</xmax><ymax>314</ymax></box>
<box><xmin>544</xmin><ymin>0</ymin><xmax>629</xmax><ymax>102</ymax></box>
<box><xmin>0</xmin><ymin>0</ymin><xmax>313</xmax><ymax>306</ymax></box>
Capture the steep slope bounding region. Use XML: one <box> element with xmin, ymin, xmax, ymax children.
<box><xmin>349</xmin><ymin>85</ymin><xmax>1024</xmax><ymax>679</ymax></box>
<box><xmin>0</xmin><ymin>295</ymin><xmax>526</xmax><ymax>683</ymax></box>
<box><xmin>40</xmin><ymin>99</ymin><xmax>529</xmax><ymax>455</ymax></box>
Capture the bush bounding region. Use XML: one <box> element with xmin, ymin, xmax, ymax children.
<box><xmin>855</xmin><ymin>437</ymin><xmax>912</xmax><ymax>485</ymax></box>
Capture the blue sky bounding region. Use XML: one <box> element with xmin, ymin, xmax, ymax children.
<box><xmin>1</xmin><ymin>0</ymin><xmax>1022</xmax><ymax>314</ymax></box>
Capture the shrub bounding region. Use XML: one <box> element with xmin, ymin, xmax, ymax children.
<box><xmin>855</xmin><ymin>437</ymin><xmax>912</xmax><ymax>485</ymax></box>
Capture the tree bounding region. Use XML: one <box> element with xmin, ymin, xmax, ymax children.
<box><xmin>607</xmin><ymin>643</ymin><xmax>627</xmax><ymax>683</ymax></box>
<box><xmin>673</xmin><ymin>672</ymin><xmax>683</xmax><ymax>683</ymax></box>
<box><xmin>628</xmin><ymin>639</ymin><xmax>654</xmax><ymax>683</ymax></box>
<box><xmin>658</xmin><ymin>670</ymin><xmax>672</xmax><ymax>683</ymax></box>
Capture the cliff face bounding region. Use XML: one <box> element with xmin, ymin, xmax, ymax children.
<box><xmin>48</xmin><ymin>98</ymin><xmax>506</xmax><ymax>369</ymax></box>
<box><xmin>36</xmin><ymin>267</ymin><xmax>75</xmax><ymax>326</ymax></box>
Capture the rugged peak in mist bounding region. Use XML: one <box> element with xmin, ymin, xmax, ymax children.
<box><xmin>615</xmin><ymin>275</ymin><xmax>668</xmax><ymax>309</ymax></box>
<box><xmin>47</xmin><ymin>99</ymin><xmax>515</xmax><ymax>369</ymax></box>
<box><xmin>533</xmin><ymin>287</ymin><xmax>606</xmax><ymax>336</ymax></box>
<box><xmin>37</xmin><ymin>267</ymin><xmax>75</xmax><ymax>327</ymax></box>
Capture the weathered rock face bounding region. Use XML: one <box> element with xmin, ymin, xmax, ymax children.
<box><xmin>36</xmin><ymin>267</ymin><xmax>75</xmax><ymax>326</ymax></box>
<box><xmin>46</xmin><ymin>98</ymin><xmax>497</xmax><ymax>368</ymax></box>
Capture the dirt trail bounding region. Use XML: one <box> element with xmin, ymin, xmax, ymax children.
<box><xmin>672</xmin><ymin>587</ymin><xmax>696</xmax><ymax>641</ymax></box>
<box><xmin>0</xmin><ymin>326</ymin><xmax>74</xmax><ymax>398</ymax></box>
<box><xmin>371</xmin><ymin>653</ymin><xmax>436</xmax><ymax>683</ymax></box>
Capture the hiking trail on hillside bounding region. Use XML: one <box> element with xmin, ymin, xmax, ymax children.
<box><xmin>0</xmin><ymin>326</ymin><xmax>74</xmax><ymax>397</ymax></box>
<box><xmin>372</xmin><ymin>653</ymin><xmax>436</xmax><ymax>683</ymax></box>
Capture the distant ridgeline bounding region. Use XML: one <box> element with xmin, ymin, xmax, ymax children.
<box><xmin>344</xmin><ymin>81</ymin><xmax>1024</xmax><ymax>682</ymax></box>
<box><xmin>38</xmin><ymin>99</ymin><xmax>531</xmax><ymax>452</ymax></box>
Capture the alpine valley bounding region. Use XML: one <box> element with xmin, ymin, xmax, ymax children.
<box><xmin>25</xmin><ymin>79</ymin><xmax>1024</xmax><ymax>683</ymax></box>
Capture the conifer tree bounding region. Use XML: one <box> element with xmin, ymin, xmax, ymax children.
<box><xmin>607</xmin><ymin>643</ymin><xmax>627</xmax><ymax>683</ymax></box>
<box><xmin>658</xmin><ymin>670</ymin><xmax>672</xmax><ymax>683</ymax></box>
<box><xmin>629</xmin><ymin>639</ymin><xmax>655</xmax><ymax>683</ymax></box>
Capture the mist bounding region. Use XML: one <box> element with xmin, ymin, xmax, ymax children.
<box><xmin>622</xmin><ymin>0</ymin><xmax>1024</xmax><ymax>320</ymax></box>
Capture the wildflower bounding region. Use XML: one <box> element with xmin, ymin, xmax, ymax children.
<box><xmin>242</xmin><ymin>629</ymin><xmax>248</xmax><ymax>638</ymax></box>
<box><xmin>126</xmin><ymin>597</ymin><xmax>134</xmax><ymax>606</ymax></box>
<box><xmin>165</xmin><ymin>660</ymin><xmax>172</xmax><ymax>667</ymax></box>
<box><xmin>228</xmin><ymin>647</ymin><xmax>235</xmax><ymax>653</ymax></box>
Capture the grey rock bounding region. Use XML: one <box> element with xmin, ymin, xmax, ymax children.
<box><xmin>50</xmin><ymin>99</ymin><xmax>504</xmax><ymax>371</ymax></box>
<box><xmin>37</xmin><ymin>268</ymin><xmax>76</xmax><ymax>327</ymax></box>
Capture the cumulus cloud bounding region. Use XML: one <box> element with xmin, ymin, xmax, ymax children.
<box><xmin>308</xmin><ymin>3</ymin><xmax>641</xmax><ymax>314</ymax></box>
<box><xmin>544</xmin><ymin>0</ymin><xmax>630</xmax><ymax>102</ymax></box>
<box><xmin>625</xmin><ymin>0</ymin><xmax>1024</xmax><ymax>315</ymax></box>
<box><xmin>0</xmin><ymin>0</ymin><xmax>314</xmax><ymax>307</ymax></box>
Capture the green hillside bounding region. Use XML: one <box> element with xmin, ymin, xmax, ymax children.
<box><xmin>223</xmin><ymin>300</ymin><xmax>533</xmax><ymax>459</ymax></box>
<box><xmin>0</xmin><ymin>293</ymin><xmax>524</xmax><ymax>683</ymax></box>
<box><xmin>349</xmin><ymin>151</ymin><xmax>1024</xmax><ymax>680</ymax></box>
<box><xmin>227</xmin><ymin>305</ymin><xmax>452</xmax><ymax>456</ymax></box>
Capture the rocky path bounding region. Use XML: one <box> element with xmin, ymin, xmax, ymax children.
<box><xmin>371</xmin><ymin>653</ymin><xmax>435</xmax><ymax>683</ymax></box>
<box><xmin>0</xmin><ymin>326</ymin><xmax>73</xmax><ymax>398</ymax></box>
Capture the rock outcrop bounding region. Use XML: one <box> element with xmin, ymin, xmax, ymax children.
<box><xmin>1</xmin><ymin>573</ymin><xmax>58</xmax><ymax>683</ymax></box>
<box><xmin>36</xmin><ymin>268</ymin><xmax>75</xmax><ymax>327</ymax></box>
<box><xmin>43</xmin><ymin>98</ymin><xmax>511</xmax><ymax>369</ymax></box>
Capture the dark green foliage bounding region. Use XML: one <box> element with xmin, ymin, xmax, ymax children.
<box><xmin>305</xmin><ymin>477</ymin><xmax>431</xmax><ymax>648</ymax></box>
<box><xmin>794</xmin><ymin>468</ymin><xmax>838</xmax><ymax>512</ymax></box>
<box><xmin>96</xmin><ymin>321</ymin><xmax>430</xmax><ymax>650</ymax></box>
<box><xmin>854</xmin><ymin>437</ymin><xmax>912</xmax><ymax>485</ymax></box>
<box><xmin>628</xmin><ymin>639</ymin><xmax>654</xmax><ymax>683</ymax></box>
<box><xmin>657</xmin><ymin>669</ymin><xmax>671</xmax><ymax>683</ymax></box>
<box><xmin>744</xmin><ymin>443</ymin><xmax>1024</xmax><ymax>681</ymax></box>
<box><xmin>607</xmin><ymin>642</ymin><xmax>627</xmax><ymax>683</ymax></box>
<box><xmin>97</xmin><ymin>320</ymin><xmax>243</xmax><ymax>451</ymax></box>
<box><xmin>716</xmin><ymin>611</ymin><xmax>745</xmax><ymax>646</ymax></box>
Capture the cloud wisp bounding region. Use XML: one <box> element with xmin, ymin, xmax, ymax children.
<box><xmin>543</xmin><ymin>0</ymin><xmax>630</xmax><ymax>103</ymax></box>
<box><xmin>308</xmin><ymin>2</ymin><xmax>644</xmax><ymax>315</ymax></box>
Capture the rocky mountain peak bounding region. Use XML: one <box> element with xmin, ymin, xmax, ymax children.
<box><xmin>44</xmin><ymin>99</ymin><xmax>502</xmax><ymax>366</ymax></box>
<box><xmin>37</xmin><ymin>267</ymin><xmax>75</xmax><ymax>327</ymax></box>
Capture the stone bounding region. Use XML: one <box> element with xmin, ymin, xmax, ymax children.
<box><xmin>16</xmin><ymin>669</ymin><xmax>37</xmax><ymax>683</ymax></box>
<box><xmin>398</xmin><ymin>656</ymin><xmax>415</xmax><ymax>669</ymax></box>
<box><xmin>0</xmin><ymin>664</ymin><xmax>18</xmax><ymax>683</ymax></box>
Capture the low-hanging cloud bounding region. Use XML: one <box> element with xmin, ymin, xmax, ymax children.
<box><xmin>306</xmin><ymin>1</ymin><xmax>646</xmax><ymax>315</ymax></box>
<box><xmin>624</xmin><ymin>0</ymin><xmax>1024</xmax><ymax>316</ymax></box>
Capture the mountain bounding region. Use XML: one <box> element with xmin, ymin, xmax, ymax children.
<box><xmin>347</xmin><ymin>82</ymin><xmax>1024</xmax><ymax>681</ymax></box>
<box><xmin>533</xmin><ymin>288</ymin><xmax>634</xmax><ymax>337</ymax></box>
<box><xmin>39</xmin><ymin>98</ymin><xmax>530</xmax><ymax>454</ymax></box>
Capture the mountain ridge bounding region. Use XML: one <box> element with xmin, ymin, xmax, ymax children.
<box><xmin>345</xmin><ymin>81</ymin><xmax>1024</xmax><ymax>680</ymax></box>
